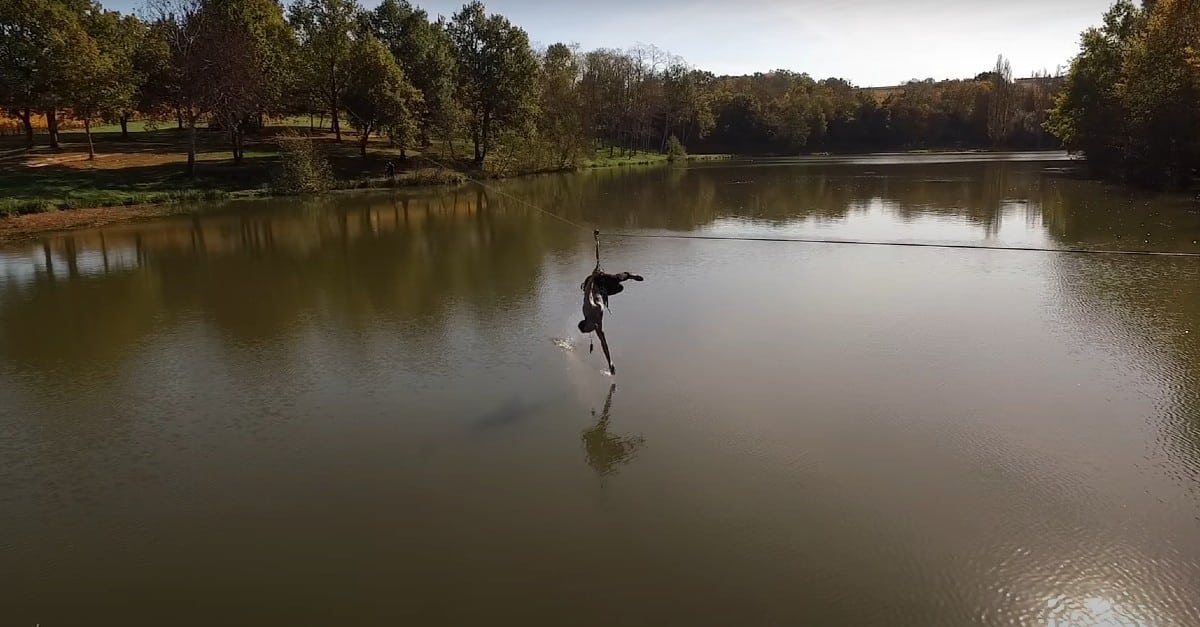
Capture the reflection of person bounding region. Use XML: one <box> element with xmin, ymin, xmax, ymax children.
<box><xmin>582</xmin><ymin>384</ymin><xmax>645</xmax><ymax>477</ymax></box>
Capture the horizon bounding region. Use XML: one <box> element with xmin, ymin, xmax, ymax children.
<box><xmin>97</xmin><ymin>0</ymin><xmax>1114</xmax><ymax>87</ymax></box>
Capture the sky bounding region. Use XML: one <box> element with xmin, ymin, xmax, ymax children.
<box><xmin>105</xmin><ymin>0</ymin><xmax>1115</xmax><ymax>87</ymax></box>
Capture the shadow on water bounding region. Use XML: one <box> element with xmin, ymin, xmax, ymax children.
<box><xmin>581</xmin><ymin>384</ymin><xmax>645</xmax><ymax>477</ymax></box>
<box><xmin>471</xmin><ymin>397</ymin><xmax>550</xmax><ymax>432</ymax></box>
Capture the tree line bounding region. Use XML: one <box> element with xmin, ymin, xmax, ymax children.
<box><xmin>3</xmin><ymin>0</ymin><xmax>1069</xmax><ymax>179</ymax></box>
<box><xmin>1047</xmin><ymin>0</ymin><xmax>1199</xmax><ymax>190</ymax></box>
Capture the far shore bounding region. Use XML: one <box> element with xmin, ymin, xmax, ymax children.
<box><xmin>0</xmin><ymin>134</ymin><xmax>1078</xmax><ymax>244</ymax></box>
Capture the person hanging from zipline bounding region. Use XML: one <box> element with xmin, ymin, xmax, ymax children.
<box><xmin>578</xmin><ymin>230</ymin><xmax>643</xmax><ymax>374</ymax></box>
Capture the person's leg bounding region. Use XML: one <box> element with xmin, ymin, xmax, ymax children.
<box><xmin>596</xmin><ymin>325</ymin><xmax>614</xmax><ymax>374</ymax></box>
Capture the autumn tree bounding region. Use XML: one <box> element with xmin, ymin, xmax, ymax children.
<box><xmin>1046</xmin><ymin>0</ymin><xmax>1146</xmax><ymax>180</ymax></box>
<box><xmin>986</xmin><ymin>54</ymin><xmax>1014</xmax><ymax>146</ymax></box>
<box><xmin>448</xmin><ymin>1</ymin><xmax>539</xmax><ymax>164</ymax></box>
<box><xmin>1118</xmin><ymin>0</ymin><xmax>1200</xmax><ymax>188</ymax></box>
<box><xmin>342</xmin><ymin>34</ymin><xmax>422</xmax><ymax>159</ymax></box>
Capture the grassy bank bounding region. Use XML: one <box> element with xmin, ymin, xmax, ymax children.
<box><xmin>0</xmin><ymin>125</ymin><xmax>729</xmax><ymax>219</ymax></box>
<box><xmin>582</xmin><ymin>151</ymin><xmax>732</xmax><ymax>168</ymax></box>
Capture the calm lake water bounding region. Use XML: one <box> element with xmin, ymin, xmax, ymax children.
<box><xmin>3</xmin><ymin>152</ymin><xmax>1200</xmax><ymax>625</ymax></box>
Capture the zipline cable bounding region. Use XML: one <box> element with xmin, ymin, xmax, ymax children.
<box><xmin>413</xmin><ymin>156</ymin><xmax>1200</xmax><ymax>259</ymax></box>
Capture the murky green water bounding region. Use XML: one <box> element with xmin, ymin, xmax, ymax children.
<box><xmin>2</xmin><ymin>152</ymin><xmax>1199</xmax><ymax>626</ymax></box>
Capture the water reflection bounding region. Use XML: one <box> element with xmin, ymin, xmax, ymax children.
<box><xmin>0</xmin><ymin>188</ymin><xmax>580</xmax><ymax>381</ymax></box>
<box><xmin>581</xmin><ymin>384</ymin><xmax>644</xmax><ymax>477</ymax></box>
<box><xmin>2</xmin><ymin>155</ymin><xmax>1200</xmax><ymax>626</ymax></box>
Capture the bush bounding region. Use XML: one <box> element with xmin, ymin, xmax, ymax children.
<box><xmin>666</xmin><ymin>134</ymin><xmax>687</xmax><ymax>162</ymax></box>
<box><xmin>273</xmin><ymin>131</ymin><xmax>332</xmax><ymax>194</ymax></box>
<box><xmin>0</xmin><ymin>199</ymin><xmax>56</xmax><ymax>216</ymax></box>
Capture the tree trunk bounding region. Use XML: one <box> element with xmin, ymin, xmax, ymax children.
<box><xmin>46</xmin><ymin>108</ymin><xmax>60</xmax><ymax>149</ymax></box>
<box><xmin>186</xmin><ymin>119</ymin><xmax>197</xmax><ymax>177</ymax></box>
<box><xmin>119</xmin><ymin>114</ymin><xmax>129</xmax><ymax>140</ymax></box>
<box><xmin>84</xmin><ymin>119</ymin><xmax>95</xmax><ymax>160</ymax></box>
<box><xmin>19</xmin><ymin>108</ymin><xmax>33</xmax><ymax>148</ymax></box>
<box><xmin>474</xmin><ymin>114</ymin><xmax>490</xmax><ymax>164</ymax></box>
<box><xmin>176</xmin><ymin>106</ymin><xmax>184</xmax><ymax>129</ymax></box>
<box><xmin>232</xmin><ymin>130</ymin><xmax>243</xmax><ymax>165</ymax></box>
<box><xmin>360</xmin><ymin>129</ymin><xmax>369</xmax><ymax>158</ymax></box>
<box><xmin>309</xmin><ymin>113</ymin><xmax>314</xmax><ymax>131</ymax></box>
<box><xmin>331</xmin><ymin>96</ymin><xmax>341</xmax><ymax>141</ymax></box>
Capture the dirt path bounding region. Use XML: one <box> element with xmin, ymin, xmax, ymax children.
<box><xmin>0</xmin><ymin>204</ymin><xmax>185</xmax><ymax>243</ymax></box>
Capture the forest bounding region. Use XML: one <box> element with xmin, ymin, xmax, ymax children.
<box><xmin>1048</xmin><ymin>0</ymin><xmax>1199</xmax><ymax>189</ymax></box>
<box><xmin>1</xmin><ymin>0</ymin><xmax>1060</xmax><ymax>166</ymax></box>
<box><xmin>0</xmin><ymin>0</ymin><xmax>1194</xmax><ymax>189</ymax></box>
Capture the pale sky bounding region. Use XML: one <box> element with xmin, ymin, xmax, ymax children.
<box><xmin>108</xmin><ymin>0</ymin><xmax>1115</xmax><ymax>86</ymax></box>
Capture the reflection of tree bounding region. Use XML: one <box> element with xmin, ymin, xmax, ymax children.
<box><xmin>1040</xmin><ymin>176</ymin><xmax>1200</xmax><ymax>251</ymax></box>
<box><xmin>486</xmin><ymin>159</ymin><xmax>1048</xmax><ymax>234</ymax></box>
<box><xmin>581</xmin><ymin>384</ymin><xmax>644</xmax><ymax>477</ymax></box>
<box><xmin>8</xmin><ymin>158</ymin><xmax>1193</xmax><ymax>388</ymax></box>
<box><xmin>0</xmin><ymin>189</ymin><xmax>579</xmax><ymax>381</ymax></box>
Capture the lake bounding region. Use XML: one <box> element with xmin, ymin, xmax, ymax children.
<box><xmin>2</xmin><ymin>152</ymin><xmax>1199</xmax><ymax>625</ymax></box>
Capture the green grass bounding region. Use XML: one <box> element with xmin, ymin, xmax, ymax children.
<box><xmin>581</xmin><ymin>150</ymin><xmax>732</xmax><ymax>168</ymax></box>
<box><xmin>582</xmin><ymin>150</ymin><xmax>670</xmax><ymax>168</ymax></box>
<box><xmin>0</xmin><ymin>188</ymin><xmax>236</xmax><ymax>217</ymax></box>
<box><xmin>0</xmin><ymin>124</ymin><xmax>731</xmax><ymax>218</ymax></box>
<box><xmin>87</xmin><ymin>119</ymin><xmax>159</xmax><ymax>134</ymax></box>
<box><xmin>337</xmin><ymin>168</ymin><xmax>468</xmax><ymax>190</ymax></box>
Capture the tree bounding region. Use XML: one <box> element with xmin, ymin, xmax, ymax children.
<box><xmin>132</xmin><ymin>20</ymin><xmax>179</xmax><ymax>127</ymax></box>
<box><xmin>204</xmin><ymin>0</ymin><xmax>296</xmax><ymax>163</ymax></box>
<box><xmin>1118</xmin><ymin>0</ymin><xmax>1200</xmax><ymax>188</ymax></box>
<box><xmin>64</xmin><ymin>9</ymin><xmax>145</xmax><ymax>157</ymax></box>
<box><xmin>986</xmin><ymin>54</ymin><xmax>1014</xmax><ymax>146</ymax></box>
<box><xmin>70</xmin><ymin>9</ymin><xmax>131</xmax><ymax>160</ymax></box>
<box><xmin>86</xmin><ymin>11</ymin><xmax>144</xmax><ymax>140</ymax></box>
<box><xmin>448</xmin><ymin>1</ymin><xmax>539</xmax><ymax>164</ymax></box>
<box><xmin>342</xmin><ymin>34</ymin><xmax>422</xmax><ymax>159</ymax></box>
<box><xmin>0</xmin><ymin>0</ymin><xmax>93</xmax><ymax>149</ymax></box>
<box><xmin>359</xmin><ymin>0</ymin><xmax>458</xmax><ymax>146</ymax></box>
<box><xmin>538</xmin><ymin>43</ymin><xmax>585</xmax><ymax>166</ymax></box>
<box><xmin>289</xmin><ymin>0</ymin><xmax>360</xmax><ymax>141</ymax></box>
<box><xmin>1046</xmin><ymin>0</ymin><xmax>1146</xmax><ymax>179</ymax></box>
<box><xmin>145</xmin><ymin>0</ymin><xmax>216</xmax><ymax>176</ymax></box>
<box><xmin>579</xmin><ymin>49</ymin><xmax>635</xmax><ymax>155</ymax></box>
<box><xmin>0</xmin><ymin>0</ymin><xmax>54</xmax><ymax>147</ymax></box>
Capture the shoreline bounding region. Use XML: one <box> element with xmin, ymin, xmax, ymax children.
<box><xmin>0</xmin><ymin>153</ymin><xmax>735</xmax><ymax>242</ymax></box>
<box><xmin>0</xmin><ymin>150</ymin><xmax>1078</xmax><ymax>243</ymax></box>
